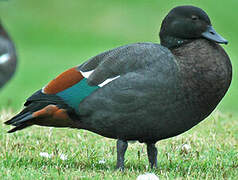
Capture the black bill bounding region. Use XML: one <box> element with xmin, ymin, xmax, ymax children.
<box><xmin>202</xmin><ymin>25</ymin><xmax>228</xmax><ymax>44</ymax></box>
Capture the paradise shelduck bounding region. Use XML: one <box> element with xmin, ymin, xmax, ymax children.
<box><xmin>0</xmin><ymin>21</ymin><xmax>17</xmax><ymax>89</ymax></box>
<box><xmin>5</xmin><ymin>6</ymin><xmax>232</xmax><ymax>169</ymax></box>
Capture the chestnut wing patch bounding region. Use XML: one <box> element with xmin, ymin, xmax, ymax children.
<box><xmin>42</xmin><ymin>67</ymin><xmax>119</xmax><ymax>111</ymax></box>
<box><xmin>43</xmin><ymin>67</ymin><xmax>84</xmax><ymax>94</ymax></box>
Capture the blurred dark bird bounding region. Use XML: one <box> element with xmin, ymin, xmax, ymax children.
<box><xmin>0</xmin><ymin>21</ymin><xmax>17</xmax><ymax>89</ymax></box>
<box><xmin>5</xmin><ymin>6</ymin><xmax>232</xmax><ymax>169</ymax></box>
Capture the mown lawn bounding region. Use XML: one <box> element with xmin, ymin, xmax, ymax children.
<box><xmin>1</xmin><ymin>110</ymin><xmax>238</xmax><ymax>179</ymax></box>
<box><xmin>0</xmin><ymin>0</ymin><xmax>238</xmax><ymax>179</ymax></box>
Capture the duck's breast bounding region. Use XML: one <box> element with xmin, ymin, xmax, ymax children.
<box><xmin>172</xmin><ymin>39</ymin><xmax>232</xmax><ymax>121</ymax></box>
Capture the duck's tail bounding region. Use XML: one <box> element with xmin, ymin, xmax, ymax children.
<box><xmin>5</xmin><ymin>90</ymin><xmax>79</xmax><ymax>133</ymax></box>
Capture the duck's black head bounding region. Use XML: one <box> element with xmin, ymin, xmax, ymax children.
<box><xmin>159</xmin><ymin>6</ymin><xmax>228</xmax><ymax>49</ymax></box>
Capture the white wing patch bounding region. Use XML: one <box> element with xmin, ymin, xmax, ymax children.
<box><xmin>80</xmin><ymin>70</ymin><xmax>94</xmax><ymax>78</ymax></box>
<box><xmin>80</xmin><ymin>70</ymin><xmax>120</xmax><ymax>87</ymax></box>
<box><xmin>0</xmin><ymin>54</ymin><xmax>10</xmax><ymax>64</ymax></box>
<box><xmin>98</xmin><ymin>76</ymin><xmax>120</xmax><ymax>87</ymax></box>
<box><xmin>41</xmin><ymin>86</ymin><xmax>46</xmax><ymax>93</ymax></box>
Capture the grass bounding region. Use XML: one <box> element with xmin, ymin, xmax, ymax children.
<box><xmin>1</xmin><ymin>109</ymin><xmax>238</xmax><ymax>179</ymax></box>
<box><xmin>0</xmin><ymin>0</ymin><xmax>238</xmax><ymax>179</ymax></box>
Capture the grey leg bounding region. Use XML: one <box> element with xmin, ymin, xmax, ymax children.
<box><xmin>146</xmin><ymin>143</ymin><xmax>158</xmax><ymax>168</ymax></box>
<box><xmin>116</xmin><ymin>139</ymin><xmax>128</xmax><ymax>170</ymax></box>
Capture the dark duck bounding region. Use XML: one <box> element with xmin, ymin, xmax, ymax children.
<box><xmin>5</xmin><ymin>6</ymin><xmax>232</xmax><ymax>169</ymax></box>
<box><xmin>0</xmin><ymin>21</ymin><xmax>17</xmax><ymax>89</ymax></box>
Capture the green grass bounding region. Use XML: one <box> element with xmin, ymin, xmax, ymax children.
<box><xmin>1</xmin><ymin>110</ymin><xmax>238</xmax><ymax>179</ymax></box>
<box><xmin>0</xmin><ymin>0</ymin><xmax>238</xmax><ymax>179</ymax></box>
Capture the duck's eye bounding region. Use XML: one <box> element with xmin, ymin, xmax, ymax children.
<box><xmin>191</xmin><ymin>15</ymin><xmax>199</xmax><ymax>21</ymax></box>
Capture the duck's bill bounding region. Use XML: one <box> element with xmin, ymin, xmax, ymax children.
<box><xmin>202</xmin><ymin>26</ymin><xmax>228</xmax><ymax>44</ymax></box>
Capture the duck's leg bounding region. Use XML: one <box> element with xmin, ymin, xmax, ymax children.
<box><xmin>116</xmin><ymin>139</ymin><xmax>128</xmax><ymax>170</ymax></box>
<box><xmin>146</xmin><ymin>143</ymin><xmax>158</xmax><ymax>168</ymax></box>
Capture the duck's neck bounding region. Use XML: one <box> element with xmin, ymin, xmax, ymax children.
<box><xmin>160</xmin><ymin>35</ymin><xmax>193</xmax><ymax>49</ymax></box>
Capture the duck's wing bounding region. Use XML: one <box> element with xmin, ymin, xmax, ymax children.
<box><xmin>5</xmin><ymin>42</ymin><xmax>178</xmax><ymax>135</ymax></box>
<box><xmin>76</xmin><ymin>43</ymin><xmax>180</xmax><ymax>139</ymax></box>
<box><xmin>78</xmin><ymin>42</ymin><xmax>177</xmax><ymax>87</ymax></box>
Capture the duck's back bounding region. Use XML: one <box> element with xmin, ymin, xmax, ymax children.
<box><xmin>77</xmin><ymin>40</ymin><xmax>231</xmax><ymax>143</ymax></box>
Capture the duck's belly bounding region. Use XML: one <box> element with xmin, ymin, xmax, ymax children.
<box><xmin>78</xmin><ymin>89</ymin><xmax>214</xmax><ymax>143</ymax></box>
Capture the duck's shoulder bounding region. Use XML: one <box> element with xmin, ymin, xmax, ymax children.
<box><xmin>116</xmin><ymin>42</ymin><xmax>174</xmax><ymax>59</ymax></box>
<box><xmin>78</xmin><ymin>42</ymin><xmax>176</xmax><ymax>86</ymax></box>
<box><xmin>106</xmin><ymin>42</ymin><xmax>171</xmax><ymax>53</ymax></box>
<box><xmin>122</xmin><ymin>42</ymin><xmax>171</xmax><ymax>52</ymax></box>
<box><xmin>79</xmin><ymin>42</ymin><xmax>175</xmax><ymax>72</ymax></box>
